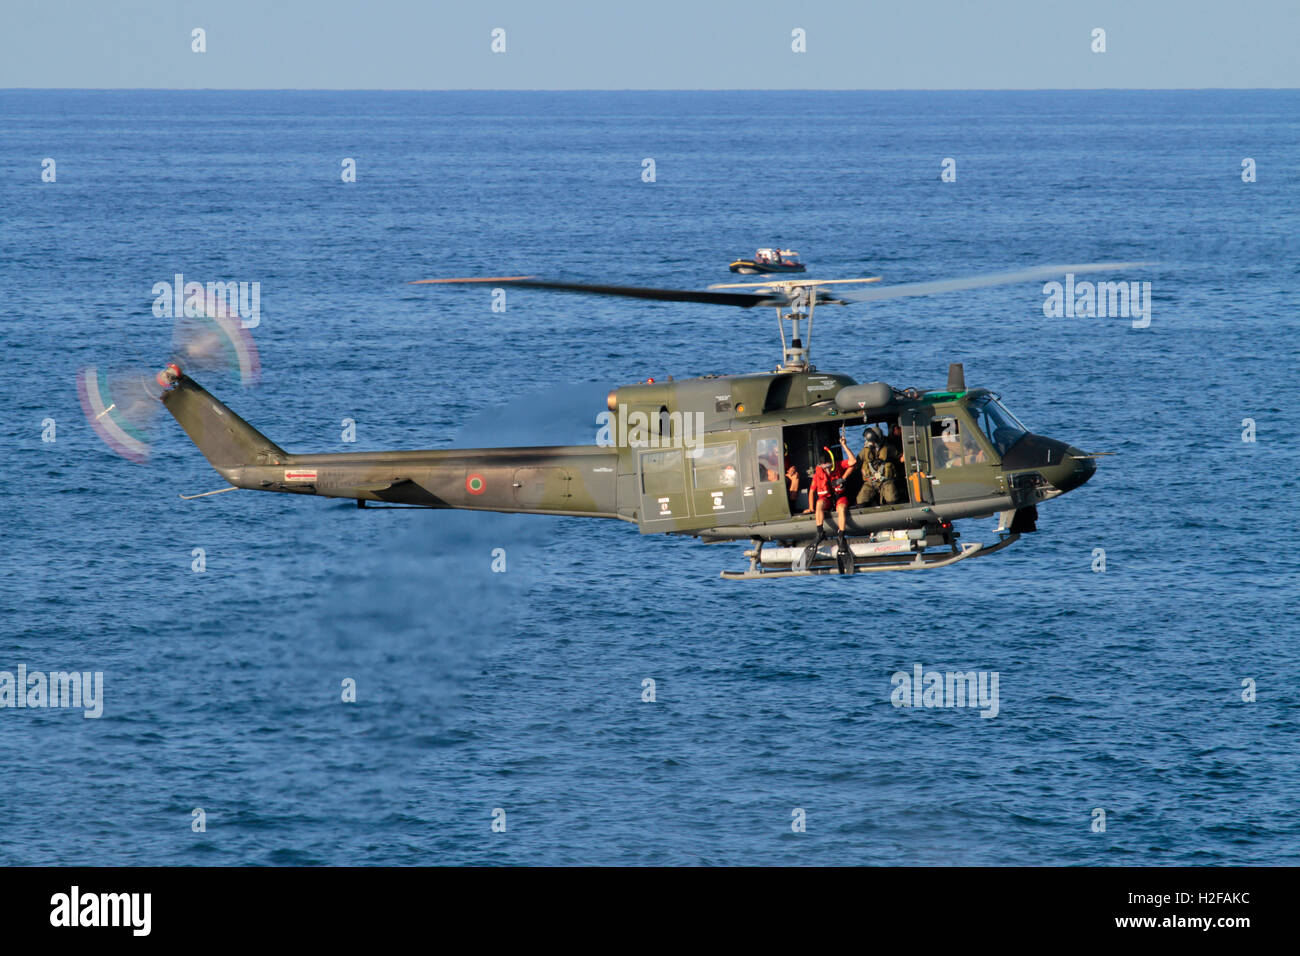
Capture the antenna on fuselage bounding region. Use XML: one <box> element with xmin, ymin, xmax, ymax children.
<box><xmin>948</xmin><ymin>363</ymin><xmax>966</xmax><ymax>391</ymax></box>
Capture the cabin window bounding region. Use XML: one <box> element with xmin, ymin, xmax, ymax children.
<box><xmin>691</xmin><ymin>444</ymin><xmax>739</xmax><ymax>488</ymax></box>
<box><xmin>641</xmin><ymin>449</ymin><xmax>684</xmax><ymax>496</ymax></box>
<box><xmin>930</xmin><ymin>416</ymin><xmax>987</xmax><ymax>469</ymax></box>
<box><xmin>756</xmin><ymin>438</ymin><xmax>781</xmax><ymax>483</ymax></box>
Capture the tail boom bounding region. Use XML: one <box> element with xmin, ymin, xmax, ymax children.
<box><xmin>162</xmin><ymin>375</ymin><xmax>624</xmax><ymax>518</ymax></box>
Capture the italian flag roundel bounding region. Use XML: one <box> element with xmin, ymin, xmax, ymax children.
<box><xmin>466</xmin><ymin>473</ymin><xmax>486</xmax><ymax>495</ymax></box>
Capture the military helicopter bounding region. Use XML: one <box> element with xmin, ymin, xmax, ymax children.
<box><xmin>78</xmin><ymin>263</ymin><xmax>1130</xmax><ymax>579</ymax></box>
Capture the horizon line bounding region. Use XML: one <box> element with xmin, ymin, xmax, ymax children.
<box><xmin>3</xmin><ymin>86</ymin><xmax>1298</xmax><ymax>93</ymax></box>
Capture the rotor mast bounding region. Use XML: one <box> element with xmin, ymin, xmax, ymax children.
<box><xmin>776</xmin><ymin>287</ymin><xmax>817</xmax><ymax>372</ymax></box>
<box><xmin>717</xmin><ymin>278</ymin><xmax>877</xmax><ymax>372</ymax></box>
<box><xmin>703</xmin><ymin>276</ymin><xmax>884</xmax><ymax>373</ymax></box>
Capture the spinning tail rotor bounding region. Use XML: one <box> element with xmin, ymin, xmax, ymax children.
<box><xmin>77</xmin><ymin>292</ymin><xmax>261</xmax><ymax>463</ymax></box>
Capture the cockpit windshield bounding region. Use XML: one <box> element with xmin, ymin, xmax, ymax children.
<box><xmin>969</xmin><ymin>395</ymin><xmax>1028</xmax><ymax>456</ymax></box>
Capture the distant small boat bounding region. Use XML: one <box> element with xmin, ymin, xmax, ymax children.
<box><xmin>729</xmin><ymin>248</ymin><xmax>806</xmax><ymax>274</ymax></box>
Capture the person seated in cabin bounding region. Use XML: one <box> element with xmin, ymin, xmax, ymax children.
<box><xmin>857</xmin><ymin>427</ymin><xmax>904</xmax><ymax>507</ymax></box>
<box><xmin>884</xmin><ymin>422</ymin><xmax>904</xmax><ymax>466</ymax></box>
<box><xmin>809</xmin><ymin>432</ymin><xmax>856</xmax><ymax>543</ymax></box>
<box><xmin>945</xmin><ymin>440</ymin><xmax>977</xmax><ymax>467</ymax></box>
<box><xmin>757</xmin><ymin>441</ymin><xmax>781</xmax><ymax>484</ymax></box>
<box><xmin>955</xmin><ymin>429</ymin><xmax>987</xmax><ymax>466</ymax></box>
<box><xmin>785</xmin><ymin>446</ymin><xmax>802</xmax><ymax>510</ymax></box>
<box><xmin>886</xmin><ymin>421</ymin><xmax>907</xmax><ymax>470</ymax></box>
<box><xmin>855</xmin><ymin>428</ymin><xmax>885</xmax><ymax>506</ymax></box>
<box><xmin>878</xmin><ymin>441</ymin><xmax>904</xmax><ymax>504</ymax></box>
<box><xmin>802</xmin><ymin>463</ymin><xmax>819</xmax><ymax>515</ymax></box>
<box><xmin>930</xmin><ymin>436</ymin><xmax>955</xmax><ymax>469</ymax></box>
<box><xmin>933</xmin><ymin>421</ymin><xmax>986</xmax><ymax>468</ymax></box>
<box><xmin>874</xmin><ymin>423</ymin><xmax>910</xmax><ymax>502</ymax></box>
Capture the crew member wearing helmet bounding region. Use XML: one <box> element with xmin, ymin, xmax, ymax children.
<box><xmin>857</xmin><ymin>426</ymin><xmax>904</xmax><ymax>507</ymax></box>
<box><xmin>810</xmin><ymin>429</ymin><xmax>856</xmax><ymax>545</ymax></box>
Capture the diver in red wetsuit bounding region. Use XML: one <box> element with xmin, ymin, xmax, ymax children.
<box><xmin>810</xmin><ymin>430</ymin><xmax>857</xmax><ymax>548</ymax></box>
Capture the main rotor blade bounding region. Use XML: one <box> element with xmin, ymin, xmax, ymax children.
<box><xmin>411</xmin><ymin>276</ymin><xmax>784</xmax><ymax>308</ymax></box>
<box><xmin>411</xmin><ymin>263</ymin><xmax>1150</xmax><ymax>310</ymax></box>
<box><xmin>707</xmin><ymin>277</ymin><xmax>882</xmax><ymax>290</ymax></box>
<box><xmin>411</xmin><ymin>275</ymin><xmax>537</xmax><ymax>284</ymax></box>
<box><xmin>836</xmin><ymin>262</ymin><xmax>1152</xmax><ymax>303</ymax></box>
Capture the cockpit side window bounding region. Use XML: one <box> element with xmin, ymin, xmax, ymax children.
<box><xmin>970</xmin><ymin>396</ymin><xmax>1028</xmax><ymax>456</ymax></box>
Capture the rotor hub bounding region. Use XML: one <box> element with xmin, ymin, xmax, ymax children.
<box><xmin>156</xmin><ymin>362</ymin><xmax>183</xmax><ymax>389</ymax></box>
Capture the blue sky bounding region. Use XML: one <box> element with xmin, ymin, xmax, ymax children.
<box><xmin>3</xmin><ymin>0</ymin><xmax>1296</xmax><ymax>89</ymax></box>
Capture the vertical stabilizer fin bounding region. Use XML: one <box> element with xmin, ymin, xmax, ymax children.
<box><xmin>161</xmin><ymin>374</ymin><xmax>285</xmax><ymax>476</ymax></box>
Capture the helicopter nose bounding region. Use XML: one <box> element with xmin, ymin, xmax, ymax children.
<box><xmin>1055</xmin><ymin>447</ymin><xmax>1096</xmax><ymax>493</ymax></box>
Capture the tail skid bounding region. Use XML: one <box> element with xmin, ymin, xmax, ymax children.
<box><xmin>178</xmin><ymin>486</ymin><xmax>241</xmax><ymax>500</ymax></box>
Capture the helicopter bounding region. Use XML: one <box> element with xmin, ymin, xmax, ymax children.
<box><xmin>77</xmin><ymin>262</ymin><xmax>1132</xmax><ymax>579</ymax></box>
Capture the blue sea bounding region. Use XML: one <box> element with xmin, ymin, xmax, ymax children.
<box><xmin>1</xmin><ymin>90</ymin><xmax>1298</xmax><ymax>865</ymax></box>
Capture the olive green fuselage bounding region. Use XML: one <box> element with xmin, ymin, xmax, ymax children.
<box><xmin>162</xmin><ymin>369</ymin><xmax>1093</xmax><ymax>542</ymax></box>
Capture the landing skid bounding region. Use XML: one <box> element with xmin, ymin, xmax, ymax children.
<box><xmin>720</xmin><ymin>532</ymin><xmax>1021</xmax><ymax>580</ymax></box>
